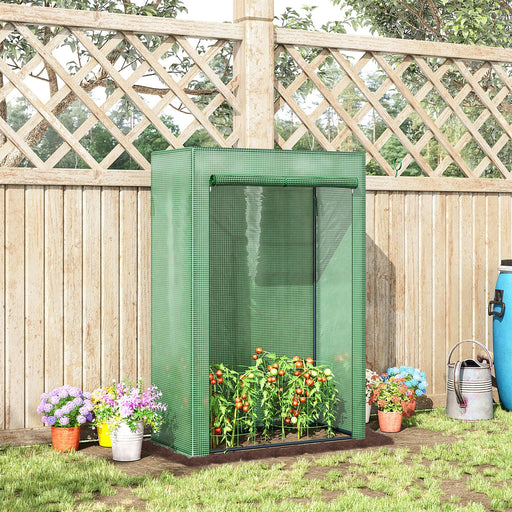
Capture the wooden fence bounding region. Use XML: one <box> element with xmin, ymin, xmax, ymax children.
<box><xmin>2</xmin><ymin>0</ymin><xmax>512</xmax><ymax>434</ymax></box>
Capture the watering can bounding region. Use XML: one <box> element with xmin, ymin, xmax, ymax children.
<box><xmin>446</xmin><ymin>340</ymin><xmax>493</xmax><ymax>421</ymax></box>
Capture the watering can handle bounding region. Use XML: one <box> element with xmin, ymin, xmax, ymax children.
<box><xmin>446</xmin><ymin>339</ymin><xmax>493</xmax><ymax>370</ymax></box>
<box><xmin>453</xmin><ymin>360</ymin><xmax>466</xmax><ymax>408</ymax></box>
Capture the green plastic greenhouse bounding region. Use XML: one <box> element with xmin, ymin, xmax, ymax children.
<box><xmin>151</xmin><ymin>147</ymin><xmax>366</xmax><ymax>457</ymax></box>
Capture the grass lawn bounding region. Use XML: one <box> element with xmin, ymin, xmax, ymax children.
<box><xmin>2</xmin><ymin>407</ymin><xmax>512</xmax><ymax>511</ymax></box>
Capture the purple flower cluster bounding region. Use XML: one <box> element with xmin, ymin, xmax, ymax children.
<box><xmin>37</xmin><ymin>385</ymin><xmax>93</xmax><ymax>428</ymax></box>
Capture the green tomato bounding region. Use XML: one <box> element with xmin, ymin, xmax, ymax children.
<box><xmin>310</xmin><ymin>370</ymin><xmax>318</xmax><ymax>377</ymax></box>
<box><xmin>324</xmin><ymin>368</ymin><xmax>332</xmax><ymax>376</ymax></box>
<box><xmin>270</xmin><ymin>368</ymin><xmax>278</xmax><ymax>376</ymax></box>
<box><xmin>290</xmin><ymin>416</ymin><xmax>298</xmax><ymax>424</ymax></box>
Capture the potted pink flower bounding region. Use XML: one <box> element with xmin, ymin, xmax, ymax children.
<box><xmin>101</xmin><ymin>380</ymin><xmax>166</xmax><ymax>461</ymax></box>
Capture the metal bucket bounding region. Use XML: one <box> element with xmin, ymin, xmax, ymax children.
<box><xmin>446</xmin><ymin>340</ymin><xmax>493</xmax><ymax>421</ymax></box>
<box><xmin>111</xmin><ymin>421</ymin><xmax>144</xmax><ymax>461</ymax></box>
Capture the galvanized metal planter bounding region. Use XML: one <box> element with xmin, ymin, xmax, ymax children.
<box><xmin>446</xmin><ymin>340</ymin><xmax>493</xmax><ymax>421</ymax></box>
<box><xmin>111</xmin><ymin>421</ymin><xmax>144</xmax><ymax>461</ymax></box>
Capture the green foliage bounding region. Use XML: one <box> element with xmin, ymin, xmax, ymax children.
<box><xmin>333</xmin><ymin>0</ymin><xmax>512</xmax><ymax>47</ymax></box>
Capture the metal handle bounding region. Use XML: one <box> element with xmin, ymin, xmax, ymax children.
<box><xmin>488</xmin><ymin>289</ymin><xmax>505</xmax><ymax>318</ymax></box>
<box><xmin>453</xmin><ymin>360</ymin><xmax>467</xmax><ymax>408</ymax></box>
<box><xmin>447</xmin><ymin>339</ymin><xmax>493</xmax><ymax>370</ymax></box>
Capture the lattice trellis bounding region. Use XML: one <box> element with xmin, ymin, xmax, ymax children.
<box><xmin>274</xmin><ymin>39</ymin><xmax>512</xmax><ymax>179</ymax></box>
<box><xmin>3</xmin><ymin>6</ymin><xmax>512</xmax><ymax>180</ymax></box>
<box><xmin>0</xmin><ymin>18</ymin><xmax>239</xmax><ymax>171</ymax></box>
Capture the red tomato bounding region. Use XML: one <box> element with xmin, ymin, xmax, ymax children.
<box><xmin>292</xmin><ymin>399</ymin><xmax>299</xmax><ymax>407</ymax></box>
<box><xmin>216</xmin><ymin>369</ymin><xmax>223</xmax><ymax>377</ymax></box>
<box><xmin>296</xmin><ymin>387</ymin><xmax>303</xmax><ymax>395</ymax></box>
<box><xmin>293</xmin><ymin>410</ymin><xmax>299</xmax><ymax>417</ymax></box>
<box><xmin>272</xmin><ymin>363</ymin><xmax>279</xmax><ymax>369</ymax></box>
<box><xmin>235</xmin><ymin>402</ymin><xmax>243</xmax><ymax>409</ymax></box>
<box><xmin>295</xmin><ymin>361</ymin><xmax>303</xmax><ymax>368</ymax></box>
<box><xmin>278</xmin><ymin>369</ymin><xmax>285</xmax><ymax>376</ymax></box>
<box><xmin>241</xmin><ymin>393</ymin><xmax>247</xmax><ymax>400</ymax></box>
<box><xmin>306</xmin><ymin>357</ymin><xmax>314</xmax><ymax>364</ymax></box>
<box><xmin>235</xmin><ymin>397</ymin><xmax>242</xmax><ymax>403</ymax></box>
<box><xmin>294</xmin><ymin>370</ymin><xmax>300</xmax><ymax>376</ymax></box>
<box><xmin>303</xmin><ymin>373</ymin><xmax>310</xmax><ymax>379</ymax></box>
<box><xmin>292</xmin><ymin>355</ymin><xmax>300</xmax><ymax>362</ymax></box>
<box><xmin>300</xmin><ymin>396</ymin><xmax>306</xmax><ymax>403</ymax></box>
<box><xmin>252</xmin><ymin>354</ymin><xmax>258</xmax><ymax>360</ymax></box>
<box><xmin>306</xmin><ymin>378</ymin><xmax>314</xmax><ymax>387</ymax></box>
<box><xmin>211</xmin><ymin>379</ymin><xmax>217</xmax><ymax>385</ymax></box>
<box><xmin>255</xmin><ymin>347</ymin><xmax>263</xmax><ymax>354</ymax></box>
<box><xmin>285</xmin><ymin>417</ymin><xmax>291</xmax><ymax>424</ymax></box>
<box><xmin>214</xmin><ymin>427</ymin><xmax>222</xmax><ymax>435</ymax></box>
<box><xmin>243</xmin><ymin>405</ymin><xmax>249</xmax><ymax>412</ymax></box>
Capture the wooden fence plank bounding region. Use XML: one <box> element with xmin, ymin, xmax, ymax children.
<box><xmin>460</xmin><ymin>194</ymin><xmax>475</xmax><ymax>360</ymax></box>
<box><xmin>365</xmin><ymin>192</ymin><xmax>376</xmax><ymax>371</ymax></box>
<box><xmin>5</xmin><ymin>187</ymin><xmax>25</xmax><ymax>429</ymax></box>
<box><xmin>418</xmin><ymin>193</ymin><xmax>433</xmax><ymax>393</ymax></box>
<box><xmin>473</xmin><ymin>194</ymin><xmax>487</xmax><ymax>350</ymax></box>
<box><xmin>432</xmin><ymin>193</ymin><xmax>447</xmax><ymax>400</ymax></box>
<box><xmin>63</xmin><ymin>187</ymin><xmax>83</xmax><ymax>388</ymax></box>
<box><xmin>404</xmin><ymin>193</ymin><xmax>419</xmax><ymax>368</ymax></box>
<box><xmin>446</xmin><ymin>194</ymin><xmax>462</xmax><ymax>364</ymax></box>
<box><xmin>82</xmin><ymin>187</ymin><xmax>101</xmax><ymax>390</ymax></box>
<box><xmin>24</xmin><ymin>187</ymin><xmax>45</xmax><ymax>427</ymax></box>
<box><xmin>389</xmin><ymin>192</ymin><xmax>405</xmax><ymax>368</ymax></box>
<box><xmin>101</xmin><ymin>188</ymin><xmax>120</xmax><ymax>384</ymax></box>
<box><xmin>0</xmin><ymin>186</ymin><xmax>4</xmax><ymax>429</ymax></box>
<box><xmin>138</xmin><ymin>189</ymin><xmax>151</xmax><ymax>386</ymax></box>
<box><xmin>0</xmin><ymin>3</ymin><xmax>244</xmax><ymax>40</ymax></box>
<box><xmin>120</xmin><ymin>188</ymin><xmax>138</xmax><ymax>380</ymax></box>
<box><xmin>374</xmin><ymin>192</ymin><xmax>392</xmax><ymax>370</ymax></box>
<box><xmin>44</xmin><ymin>187</ymin><xmax>64</xmax><ymax>391</ymax></box>
<box><xmin>275</xmin><ymin>27</ymin><xmax>512</xmax><ymax>62</ymax></box>
<box><xmin>486</xmin><ymin>194</ymin><xmax>500</xmax><ymax>356</ymax></box>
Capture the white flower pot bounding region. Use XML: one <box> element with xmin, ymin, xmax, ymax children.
<box><xmin>111</xmin><ymin>421</ymin><xmax>144</xmax><ymax>461</ymax></box>
<box><xmin>366</xmin><ymin>401</ymin><xmax>371</xmax><ymax>423</ymax></box>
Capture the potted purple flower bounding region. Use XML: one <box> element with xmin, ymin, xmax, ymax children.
<box><xmin>101</xmin><ymin>380</ymin><xmax>166</xmax><ymax>461</ymax></box>
<box><xmin>37</xmin><ymin>385</ymin><xmax>94</xmax><ymax>451</ymax></box>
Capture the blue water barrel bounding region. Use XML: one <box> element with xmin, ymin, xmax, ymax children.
<box><xmin>489</xmin><ymin>260</ymin><xmax>512</xmax><ymax>410</ymax></box>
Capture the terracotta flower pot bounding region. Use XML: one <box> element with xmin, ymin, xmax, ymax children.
<box><xmin>51</xmin><ymin>426</ymin><xmax>81</xmax><ymax>452</ymax></box>
<box><xmin>378</xmin><ymin>410</ymin><xmax>402</xmax><ymax>433</ymax></box>
<box><xmin>402</xmin><ymin>398</ymin><xmax>416</xmax><ymax>418</ymax></box>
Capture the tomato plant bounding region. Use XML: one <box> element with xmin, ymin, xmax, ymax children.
<box><xmin>210</xmin><ymin>348</ymin><xmax>339</xmax><ymax>447</ymax></box>
<box><xmin>209</xmin><ymin>363</ymin><xmax>257</xmax><ymax>448</ymax></box>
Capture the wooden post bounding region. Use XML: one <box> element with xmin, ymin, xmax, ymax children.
<box><xmin>233</xmin><ymin>0</ymin><xmax>274</xmax><ymax>149</ymax></box>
